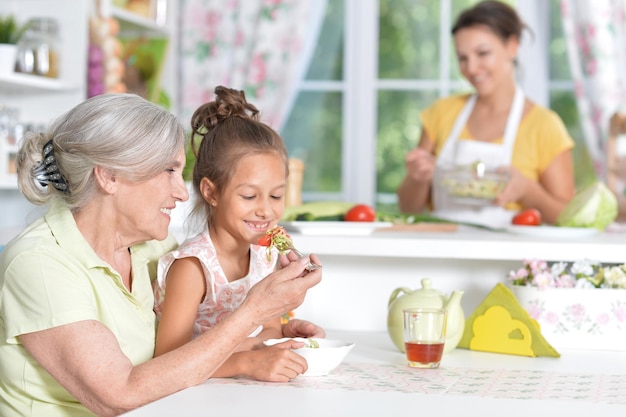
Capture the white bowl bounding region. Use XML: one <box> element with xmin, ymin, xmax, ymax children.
<box><xmin>263</xmin><ymin>337</ymin><xmax>355</xmax><ymax>376</ymax></box>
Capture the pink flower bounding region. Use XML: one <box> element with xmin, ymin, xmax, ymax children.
<box><xmin>526</xmin><ymin>304</ymin><xmax>543</xmax><ymax>320</ymax></box>
<box><xmin>510</xmin><ymin>259</ymin><xmax>626</xmax><ymax>289</ymax></box>
<box><xmin>532</xmin><ymin>271</ymin><xmax>555</xmax><ymax>289</ymax></box>
<box><xmin>526</xmin><ymin>259</ymin><xmax>547</xmax><ymax>274</ymax></box>
<box><xmin>182</xmin><ymin>86</ymin><xmax>213</xmax><ymax>113</ymax></box>
<box><xmin>555</xmin><ymin>274</ymin><xmax>576</xmax><ymax>288</ymax></box>
<box><xmin>249</xmin><ymin>53</ymin><xmax>268</xmax><ymax>84</ymax></box>
<box><xmin>614</xmin><ymin>305</ymin><xmax>626</xmax><ymax>323</ymax></box>
<box><xmin>509</xmin><ymin>268</ymin><xmax>528</xmax><ymax>280</ymax></box>
<box><xmin>586</xmin><ymin>23</ymin><xmax>596</xmax><ymax>38</ymax></box>
<box><xmin>574</xmin><ymin>80</ymin><xmax>585</xmax><ymax>97</ymax></box>
<box><xmin>596</xmin><ymin>313</ymin><xmax>610</xmax><ymax>326</ymax></box>
<box><xmin>585</xmin><ymin>59</ymin><xmax>597</xmax><ymax>76</ymax></box>
<box><xmin>545</xmin><ymin>311</ymin><xmax>559</xmax><ymax>325</ymax></box>
<box><xmin>235</xmin><ymin>29</ymin><xmax>245</xmax><ymax>46</ymax></box>
<box><xmin>568</xmin><ymin>304</ymin><xmax>587</xmax><ymax>322</ymax></box>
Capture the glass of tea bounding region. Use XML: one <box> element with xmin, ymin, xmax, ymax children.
<box><xmin>403</xmin><ymin>308</ymin><xmax>447</xmax><ymax>368</ymax></box>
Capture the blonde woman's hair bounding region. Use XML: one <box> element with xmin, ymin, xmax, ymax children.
<box><xmin>16</xmin><ymin>93</ymin><xmax>186</xmax><ymax>209</ymax></box>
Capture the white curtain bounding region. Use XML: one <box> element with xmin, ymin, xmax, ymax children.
<box><xmin>560</xmin><ymin>0</ymin><xmax>626</xmax><ymax>177</ymax></box>
<box><xmin>178</xmin><ymin>0</ymin><xmax>327</xmax><ymax>130</ymax></box>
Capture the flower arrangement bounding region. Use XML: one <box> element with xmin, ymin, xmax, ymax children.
<box><xmin>509</xmin><ymin>259</ymin><xmax>626</xmax><ymax>290</ymax></box>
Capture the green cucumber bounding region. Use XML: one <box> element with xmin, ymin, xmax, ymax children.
<box><xmin>294</xmin><ymin>213</ymin><xmax>345</xmax><ymax>221</ymax></box>
<box><xmin>282</xmin><ymin>201</ymin><xmax>357</xmax><ymax>221</ymax></box>
<box><xmin>376</xmin><ymin>211</ymin><xmax>501</xmax><ymax>231</ymax></box>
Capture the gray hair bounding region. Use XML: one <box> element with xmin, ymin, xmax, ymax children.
<box><xmin>16</xmin><ymin>93</ymin><xmax>186</xmax><ymax>209</ymax></box>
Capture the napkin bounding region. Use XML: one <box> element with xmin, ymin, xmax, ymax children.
<box><xmin>458</xmin><ymin>283</ymin><xmax>560</xmax><ymax>358</ymax></box>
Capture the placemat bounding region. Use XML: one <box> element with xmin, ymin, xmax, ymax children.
<box><xmin>205</xmin><ymin>362</ymin><xmax>626</xmax><ymax>405</ymax></box>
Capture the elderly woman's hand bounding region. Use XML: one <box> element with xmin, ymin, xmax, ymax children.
<box><xmin>244</xmin><ymin>254</ymin><xmax>322</xmax><ymax>325</ymax></box>
<box><xmin>282</xmin><ymin>319</ymin><xmax>326</xmax><ymax>339</ymax></box>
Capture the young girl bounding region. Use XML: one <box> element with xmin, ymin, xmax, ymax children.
<box><xmin>153</xmin><ymin>86</ymin><xmax>322</xmax><ymax>382</ymax></box>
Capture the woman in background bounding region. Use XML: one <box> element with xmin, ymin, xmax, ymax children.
<box><xmin>397</xmin><ymin>0</ymin><xmax>575</xmax><ymax>227</ymax></box>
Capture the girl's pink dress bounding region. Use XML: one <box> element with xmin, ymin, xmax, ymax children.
<box><xmin>153</xmin><ymin>229</ymin><xmax>278</xmax><ymax>339</ymax></box>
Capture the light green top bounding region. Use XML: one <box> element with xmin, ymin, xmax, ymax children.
<box><xmin>0</xmin><ymin>199</ymin><xmax>178</xmax><ymax>417</ymax></box>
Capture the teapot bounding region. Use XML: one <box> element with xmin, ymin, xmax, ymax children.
<box><xmin>387</xmin><ymin>278</ymin><xmax>465</xmax><ymax>354</ymax></box>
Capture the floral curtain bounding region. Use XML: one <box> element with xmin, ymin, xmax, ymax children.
<box><xmin>560</xmin><ymin>0</ymin><xmax>626</xmax><ymax>177</ymax></box>
<box><xmin>179</xmin><ymin>0</ymin><xmax>326</xmax><ymax>131</ymax></box>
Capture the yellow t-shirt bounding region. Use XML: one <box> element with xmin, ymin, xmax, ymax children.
<box><xmin>0</xmin><ymin>199</ymin><xmax>178</xmax><ymax>417</ymax></box>
<box><xmin>421</xmin><ymin>94</ymin><xmax>575</xmax><ymax>182</ymax></box>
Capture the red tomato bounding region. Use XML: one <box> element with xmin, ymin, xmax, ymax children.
<box><xmin>257</xmin><ymin>234</ymin><xmax>272</xmax><ymax>247</ymax></box>
<box><xmin>512</xmin><ymin>208</ymin><xmax>542</xmax><ymax>226</ymax></box>
<box><xmin>344</xmin><ymin>204</ymin><xmax>377</xmax><ymax>222</ymax></box>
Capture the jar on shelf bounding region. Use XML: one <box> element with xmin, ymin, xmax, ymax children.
<box><xmin>0</xmin><ymin>105</ymin><xmax>19</xmax><ymax>145</ymax></box>
<box><xmin>15</xmin><ymin>18</ymin><xmax>61</xmax><ymax>78</ymax></box>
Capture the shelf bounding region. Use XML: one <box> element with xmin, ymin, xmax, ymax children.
<box><xmin>112</xmin><ymin>7</ymin><xmax>168</xmax><ymax>36</ymax></box>
<box><xmin>0</xmin><ymin>72</ymin><xmax>81</xmax><ymax>93</ymax></box>
<box><xmin>0</xmin><ymin>178</ymin><xmax>17</xmax><ymax>189</ymax></box>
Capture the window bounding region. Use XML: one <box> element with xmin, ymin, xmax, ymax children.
<box><xmin>281</xmin><ymin>0</ymin><xmax>587</xmax><ymax>210</ymax></box>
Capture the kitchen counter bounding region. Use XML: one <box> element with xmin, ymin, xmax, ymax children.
<box><xmin>285</xmin><ymin>226</ymin><xmax>626</xmax><ymax>332</ymax></box>
<box><xmin>121</xmin><ymin>330</ymin><xmax>626</xmax><ymax>417</ymax></box>
<box><xmin>293</xmin><ymin>225</ymin><xmax>626</xmax><ymax>262</ymax></box>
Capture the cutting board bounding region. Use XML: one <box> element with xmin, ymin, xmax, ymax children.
<box><xmin>375</xmin><ymin>223</ymin><xmax>458</xmax><ymax>232</ymax></box>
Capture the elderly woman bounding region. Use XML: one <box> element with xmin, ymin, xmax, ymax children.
<box><xmin>0</xmin><ymin>94</ymin><xmax>323</xmax><ymax>417</ymax></box>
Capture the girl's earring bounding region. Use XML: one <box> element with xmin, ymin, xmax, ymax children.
<box><xmin>211</xmin><ymin>201</ymin><xmax>217</xmax><ymax>207</ymax></box>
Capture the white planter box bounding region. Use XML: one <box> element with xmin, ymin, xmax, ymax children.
<box><xmin>510</xmin><ymin>285</ymin><xmax>626</xmax><ymax>351</ymax></box>
<box><xmin>0</xmin><ymin>44</ymin><xmax>17</xmax><ymax>76</ymax></box>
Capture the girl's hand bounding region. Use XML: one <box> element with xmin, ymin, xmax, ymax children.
<box><xmin>240</xmin><ymin>344</ymin><xmax>308</xmax><ymax>382</ymax></box>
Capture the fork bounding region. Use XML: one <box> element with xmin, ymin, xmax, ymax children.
<box><xmin>289</xmin><ymin>246</ymin><xmax>322</xmax><ymax>271</ymax></box>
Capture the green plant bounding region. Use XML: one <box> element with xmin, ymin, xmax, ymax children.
<box><xmin>0</xmin><ymin>15</ymin><xmax>27</xmax><ymax>45</ymax></box>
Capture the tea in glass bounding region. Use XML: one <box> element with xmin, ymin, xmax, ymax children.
<box><xmin>403</xmin><ymin>308</ymin><xmax>447</xmax><ymax>368</ymax></box>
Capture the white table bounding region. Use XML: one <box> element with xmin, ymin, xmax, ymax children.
<box><xmin>122</xmin><ymin>330</ymin><xmax>626</xmax><ymax>417</ymax></box>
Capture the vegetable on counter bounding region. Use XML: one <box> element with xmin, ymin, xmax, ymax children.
<box><xmin>512</xmin><ymin>209</ymin><xmax>541</xmax><ymax>226</ymax></box>
<box><xmin>281</xmin><ymin>201</ymin><xmax>357</xmax><ymax>221</ymax></box>
<box><xmin>344</xmin><ymin>204</ymin><xmax>377</xmax><ymax>222</ymax></box>
<box><xmin>280</xmin><ymin>201</ymin><xmax>498</xmax><ymax>230</ymax></box>
<box><xmin>555</xmin><ymin>182</ymin><xmax>617</xmax><ymax>230</ymax></box>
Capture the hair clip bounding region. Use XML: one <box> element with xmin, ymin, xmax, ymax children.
<box><xmin>33</xmin><ymin>139</ymin><xmax>70</xmax><ymax>193</ymax></box>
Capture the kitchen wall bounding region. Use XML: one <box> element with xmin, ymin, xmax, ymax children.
<box><xmin>0</xmin><ymin>190</ymin><xmax>41</xmax><ymax>229</ymax></box>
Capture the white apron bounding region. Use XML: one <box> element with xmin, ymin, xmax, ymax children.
<box><xmin>431</xmin><ymin>86</ymin><xmax>524</xmax><ymax>228</ymax></box>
